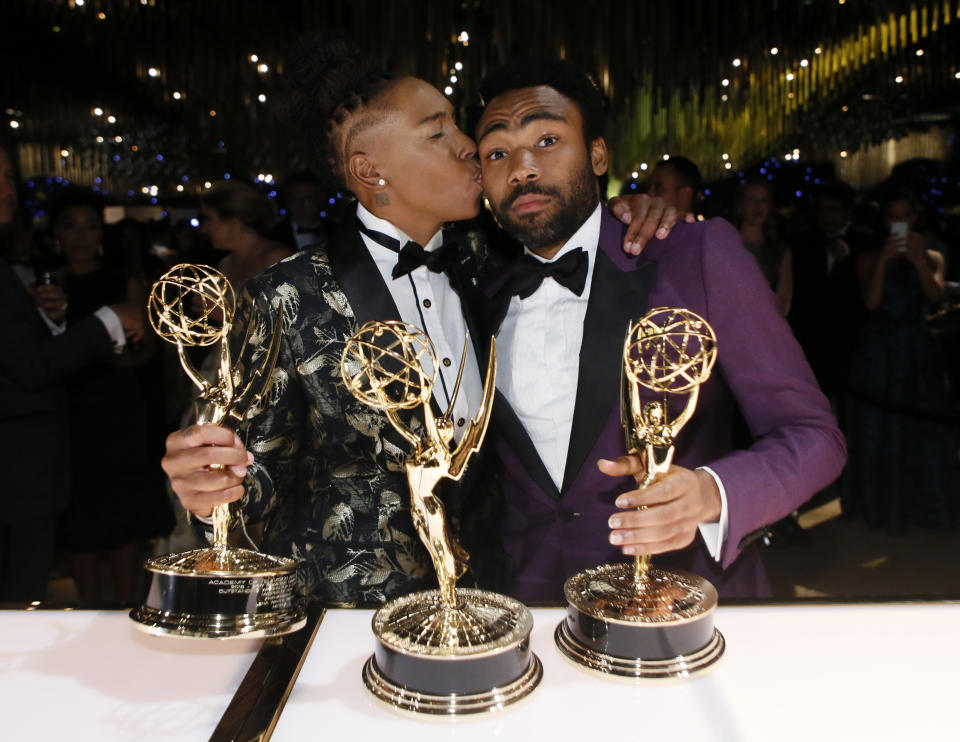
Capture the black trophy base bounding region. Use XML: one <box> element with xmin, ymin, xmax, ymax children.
<box><xmin>556</xmin><ymin>563</ymin><xmax>725</xmax><ymax>681</ymax></box>
<box><xmin>362</xmin><ymin>588</ymin><xmax>542</xmax><ymax>716</ymax></box>
<box><xmin>363</xmin><ymin>652</ymin><xmax>542</xmax><ymax>716</ymax></box>
<box><xmin>555</xmin><ymin>619</ymin><xmax>724</xmax><ymax>681</ymax></box>
<box><xmin>130</xmin><ymin>547</ymin><xmax>305</xmax><ymax>639</ymax></box>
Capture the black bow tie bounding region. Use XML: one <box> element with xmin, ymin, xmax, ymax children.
<box><xmin>502</xmin><ymin>248</ymin><xmax>589</xmax><ymax>299</ymax></box>
<box><xmin>357</xmin><ymin>221</ymin><xmax>458</xmax><ymax>279</ymax></box>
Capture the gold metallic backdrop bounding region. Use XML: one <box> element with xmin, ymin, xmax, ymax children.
<box><xmin>3</xmin><ymin>1</ymin><xmax>958</xmax><ymax>198</ymax></box>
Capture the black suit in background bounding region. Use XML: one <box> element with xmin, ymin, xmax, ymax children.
<box><xmin>789</xmin><ymin>224</ymin><xmax>876</xmax><ymax>398</ymax></box>
<box><xmin>0</xmin><ymin>258</ymin><xmax>114</xmax><ymax>600</ymax></box>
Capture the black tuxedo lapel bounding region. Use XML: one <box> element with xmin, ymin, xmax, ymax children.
<box><xmin>481</xmin><ymin>269</ymin><xmax>514</xmax><ymax>338</ymax></box>
<box><xmin>325</xmin><ymin>223</ymin><xmax>403</xmax><ymax>328</ymax></box>
<box><xmin>560</xmin><ymin>249</ymin><xmax>656</xmax><ymax>492</ymax></box>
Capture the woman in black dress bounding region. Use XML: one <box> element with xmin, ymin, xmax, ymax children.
<box><xmin>51</xmin><ymin>187</ymin><xmax>173</xmax><ymax>603</ymax></box>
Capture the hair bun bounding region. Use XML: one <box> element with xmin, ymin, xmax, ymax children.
<box><xmin>281</xmin><ymin>31</ymin><xmax>394</xmax><ymax>186</ymax></box>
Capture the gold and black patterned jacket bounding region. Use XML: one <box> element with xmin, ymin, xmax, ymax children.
<box><xmin>227</xmin><ymin>216</ymin><xmax>488</xmax><ymax>606</ymax></box>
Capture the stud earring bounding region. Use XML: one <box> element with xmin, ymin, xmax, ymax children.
<box><xmin>377</xmin><ymin>178</ymin><xmax>386</xmax><ymax>187</ymax></box>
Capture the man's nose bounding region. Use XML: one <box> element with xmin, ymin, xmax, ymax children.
<box><xmin>508</xmin><ymin>149</ymin><xmax>539</xmax><ymax>185</ymax></box>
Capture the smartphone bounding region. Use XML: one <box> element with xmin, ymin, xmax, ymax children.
<box><xmin>889</xmin><ymin>221</ymin><xmax>908</xmax><ymax>252</ymax></box>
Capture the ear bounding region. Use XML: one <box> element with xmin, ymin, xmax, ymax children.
<box><xmin>347</xmin><ymin>154</ymin><xmax>385</xmax><ymax>192</ymax></box>
<box><xmin>589</xmin><ymin>137</ymin><xmax>608</xmax><ymax>177</ymax></box>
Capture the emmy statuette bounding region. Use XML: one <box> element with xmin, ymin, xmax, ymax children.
<box><xmin>555</xmin><ymin>307</ymin><xmax>726</xmax><ymax>680</ymax></box>
<box><xmin>130</xmin><ymin>264</ymin><xmax>305</xmax><ymax>639</ymax></box>
<box><xmin>340</xmin><ymin>321</ymin><xmax>541</xmax><ymax>716</ymax></box>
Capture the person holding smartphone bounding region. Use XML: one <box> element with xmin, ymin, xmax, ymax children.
<box><xmin>844</xmin><ymin>189</ymin><xmax>958</xmax><ymax>533</ymax></box>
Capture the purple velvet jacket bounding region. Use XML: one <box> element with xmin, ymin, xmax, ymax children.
<box><xmin>483</xmin><ymin>210</ymin><xmax>846</xmax><ymax>601</ymax></box>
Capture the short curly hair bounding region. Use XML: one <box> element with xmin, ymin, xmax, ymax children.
<box><xmin>478</xmin><ymin>57</ymin><xmax>607</xmax><ymax>143</ymax></box>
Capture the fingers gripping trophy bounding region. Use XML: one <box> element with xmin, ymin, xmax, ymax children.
<box><xmin>130</xmin><ymin>264</ymin><xmax>305</xmax><ymax>639</ymax></box>
<box><xmin>555</xmin><ymin>307</ymin><xmax>726</xmax><ymax>680</ymax></box>
<box><xmin>341</xmin><ymin>321</ymin><xmax>541</xmax><ymax>716</ymax></box>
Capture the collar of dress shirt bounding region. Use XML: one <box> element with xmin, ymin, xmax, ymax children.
<box><xmin>356</xmin><ymin>203</ymin><xmax>443</xmax><ymax>256</ymax></box>
<box><xmin>522</xmin><ymin>202</ymin><xmax>602</xmax><ymax>267</ymax></box>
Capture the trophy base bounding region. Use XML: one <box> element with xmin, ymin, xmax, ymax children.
<box><xmin>556</xmin><ymin>563</ymin><xmax>725</xmax><ymax>681</ymax></box>
<box><xmin>130</xmin><ymin>546</ymin><xmax>305</xmax><ymax>640</ymax></box>
<box><xmin>363</xmin><ymin>587</ymin><xmax>542</xmax><ymax>716</ymax></box>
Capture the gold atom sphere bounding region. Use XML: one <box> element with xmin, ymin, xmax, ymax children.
<box><xmin>625</xmin><ymin>307</ymin><xmax>718</xmax><ymax>393</ymax></box>
<box><xmin>148</xmin><ymin>263</ymin><xmax>236</xmax><ymax>347</ymax></box>
<box><xmin>340</xmin><ymin>320</ymin><xmax>437</xmax><ymax>410</ymax></box>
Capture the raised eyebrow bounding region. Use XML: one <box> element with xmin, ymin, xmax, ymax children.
<box><xmin>477</xmin><ymin>110</ymin><xmax>567</xmax><ymax>143</ymax></box>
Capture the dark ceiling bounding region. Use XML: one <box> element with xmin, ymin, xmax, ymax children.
<box><xmin>3</xmin><ymin>0</ymin><xmax>958</xmax><ymax>202</ymax></box>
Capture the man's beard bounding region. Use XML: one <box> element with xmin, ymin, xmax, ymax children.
<box><xmin>491</xmin><ymin>160</ymin><xmax>599</xmax><ymax>252</ymax></box>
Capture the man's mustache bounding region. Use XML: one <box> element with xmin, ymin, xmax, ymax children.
<box><xmin>502</xmin><ymin>183</ymin><xmax>561</xmax><ymax>211</ymax></box>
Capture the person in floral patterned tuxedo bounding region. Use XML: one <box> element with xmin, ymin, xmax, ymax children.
<box><xmin>161</xmin><ymin>34</ymin><xmax>682</xmax><ymax>605</ymax></box>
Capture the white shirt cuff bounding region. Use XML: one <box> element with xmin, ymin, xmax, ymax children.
<box><xmin>94</xmin><ymin>305</ymin><xmax>127</xmax><ymax>352</ymax></box>
<box><xmin>696</xmin><ymin>465</ymin><xmax>729</xmax><ymax>562</ymax></box>
<box><xmin>38</xmin><ymin>308</ymin><xmax>67</xmax><ymax>336</ymax></box>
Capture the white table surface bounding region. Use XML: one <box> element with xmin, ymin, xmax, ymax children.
<box><xmin>0</xmin><ymin>609</ymin><xmax>261</xmax><ymax>741</ymax></box>
<box><xmin>3</xmin><ymin>602</ymin><xmax>957</xmax><ymax>741</ymax></box>
<box><xmin>273</xmin><ymin>603</ymin><xmax>959</xmax><ymax>742</ymax></box>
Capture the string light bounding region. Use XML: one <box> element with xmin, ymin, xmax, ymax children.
<box><xmin>209</xmin><ymin>109</ymin><xmax>217</xmax><ymax>117</ymax></box>
<box><xmin>249</xmin><ymin>54</ymin><xmax>259</xmax><ymax>63</ymax></box>
<box><xmin>770</xmin><ymin>47</ymin><xmax>779</xmax><ymax>55</ymax></box>
<box><xmin>895</xmin><ymin>75</ymin><xmax>904</xmax><ymax>84</ymax></box>
<box><xmin>9</xmin><ymin>121</ymin><xmax>19</xmax><ymax>129</ymax></box>
<box><xmin>203</xmin><ymin>181</ymin><xmax>212</xmax><ymax>189</ymax></box>
<box><xmin>721</xmin><ymin>153</ymin><xmax>729</xmax><ymax>160</ymax></box>
<box><xmin>92</xmin><ymin>107</ymin><xmax>103</xmax><ymax>116</ymax></box>
<box><xmin>60</xmin><ymin>149</ymin><xmax>70</xmax><ymax>157</ymax></box>
<box><xmin>95</xmin><ymin>135</ymin><xmax>104</xmax><ymax>143</ymax></box>
<box><xmin>257</xmin><ymin>63</ymin><xmax>269</xmax><ymax>73</ymax></box>
<box><xmin>800</xmin><ymin>59</ymin><xmax>809</xmax><ymax>67</ymax></box>
<box><xmin>444</xmin><ymin>86</ymin><xmax>453</xmax><ymax>95</ymax></box>
<box><xmin>732</xmin><ymin>58</ymin><xmax>741</xmax><ymax>67</ymax></box>
<box><xmin>147</xmin><ymin>67</ymin><xmax>160</xmax><ymax>78</ymax></box>
<box><xmin>840</xmin><ymin>150</ymin><xmax>849</xmax><ymax>158</ymax></box>
<box><xmin>631</xmin><ymin>171</ymin><xmax>639</xmax><ymax>179</ymax></box>
<box><xmin>107</xmin><ymin>115</ymin><xmax>116</xmax><ymax>124</ymax></box>
<box><xmin>721</xmin><ymin>78</ymin><xmax>730</xmax><ymax>87</ymax></box>
<box><xmin>639</xmin><ymin>162</ymin><xmax>648</xmax><ymax>171</ymax></box>
<box><xmin>786</xmin><ymin>72</ymin><xmax>795</xmax><ymax>81</ymax></box>
<box><xmin>176</xmin><ymin>184</ymin><xmax>184</xmax><ymax>192</ymax></box>
<box><xmin>916</xmin><ymin>49</ymin><xmax>924</xmax><ymax>57</ymax></box>
<box><xmin>454</xmin><ymin>62</ymin><xmax>463</xmax><ymax>71</ymax></box>
<box><xmin>258</xmin><ymin>93</ymin><xmax>267</xmax><ymax>103</ymax></box>
<box><xmin>814</xmin><ymin>46</ymin><xmax>823</xmax><ymax>54</ymax></box>
<box><xmin>450</xmin><ymin>75</ymin><xmax>458</xmax><ymax>83</ymax></box>
<box><xmin>172</xmin><ymin>91</ymin><xmax>183</xmax><ymax>100</ymax></box>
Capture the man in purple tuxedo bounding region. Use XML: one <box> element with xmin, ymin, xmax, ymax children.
<box><xmin>474</xmin><ymin>59</ymin><xmax>846</xmax><ymax>601</ymax></box>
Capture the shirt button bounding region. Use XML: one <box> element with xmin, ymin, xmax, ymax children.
<box><xmin>422</xmin><ymin>298</ymin><xmax>432</xmax><ymax>308</ymax></box>
<box><xmin>457</xmin><ymin>418</ymin><xmax>465</xmax><ymax>427</ymax></box>
<box><xmin>442</xmin><ymin>357</ymin><xmax>451</xmax><ymax>367</ymax></box>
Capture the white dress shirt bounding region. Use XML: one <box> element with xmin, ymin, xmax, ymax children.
<box><xmin>495</xmin><ymin>204</ymin><xmax>728</xmax><ymax>560</ymax></box>
<box><xmin>357</xmin><ymin>204</ymin><xmax>482</xmax><ymax>442</ymax></box>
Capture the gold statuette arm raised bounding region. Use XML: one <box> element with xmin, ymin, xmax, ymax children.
<box><xmin>447</xmin><ymin>337</ymin><xmax>496</xmax><ymax>481</ymax></box>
